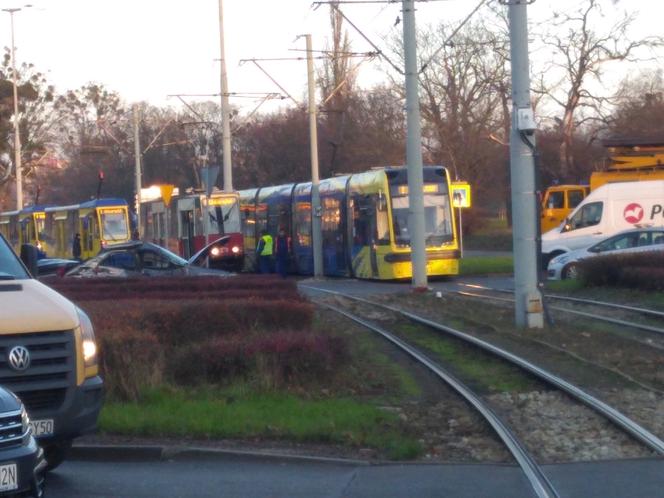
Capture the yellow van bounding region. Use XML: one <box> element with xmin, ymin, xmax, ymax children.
<box><xmin>0</xmin><ymin>235</ymin><xmax>103</xmax><ymax>470</ymax></box>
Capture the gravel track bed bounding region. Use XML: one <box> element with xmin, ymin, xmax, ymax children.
<box><xmin>329</xmin><ymin>295</ymin><xmax>659</xmax><ymax>463</ymax></box>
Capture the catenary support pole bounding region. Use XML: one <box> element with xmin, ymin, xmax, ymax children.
<box><xmin>402</xmin><ymin>0</ymin><xmax>427</xmax><ymax>289</ymax></box>
<box><xmin>133</xmin><ymin>105</ymin><xmax>142</xmax><ymax>235</ymax></box>
<box><xmin>7</xmin><ymin>10</ymin><xmax>22</xmax><ymax>210</ymax></box>
<box><xmin>218</xmin><ymin>0</ymin><xmax>233</xmax><ymax>192</ymax></box>
<box><xmin>507</xmin><ymin>1</ymin><xmax>544</xmax><ymax>328</ymax></box>
<box><xmin>306</xmin><ymin>34</ymin><xmax>324</xmax><ymax>279</ymax></box>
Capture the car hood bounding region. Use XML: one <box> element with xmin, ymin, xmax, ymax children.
<box><xmin>0</xmin><ymin>387</ymin><xmax>21</xmax><ymax>413</ymax></box>
<box><xmin>552</xmin><ymin>247</ymin><xmax>590</xmax><ymax>264</ymax></box>
<box><xmin>0</xmin><ymin>279</ymin><xmax>79</xmax><ymax>333</ymax></box>
<box><xmin>184</xmin><ymin>265</ymin><xmax>233</xmax><ymax>277</ymax></box>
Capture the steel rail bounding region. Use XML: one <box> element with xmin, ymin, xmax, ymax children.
<box><xmin>457</xmin><ymin>283</ymin><xmax>664</xmax><ymax>319</ymax></box>
<box><xmin>454</xmin><ymin>285</ymin><xmax>664</xmax><ymax>337</ymax></box>
<box><xmin>318</xmin><ymin>301</ymin><xmax>560</xmax><ymax>498</ymax></box>
<box><xmin>303</xmin><ymin>286</ymin><xmax>664</xmax><ymax>455</ymax></box>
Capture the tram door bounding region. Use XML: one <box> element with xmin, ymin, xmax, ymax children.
<box><xmin>180</xmin><ymin>210</ymin><xmax>195</xmax><ymax>259</ymax></box>
<box><xmin>350</xmin><ymin>195</ymin><xmax>378</xmax><ymax>278</ymax></box>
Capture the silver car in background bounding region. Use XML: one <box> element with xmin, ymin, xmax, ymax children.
<box><xmin>547</xmin><ymin>227</ymin><xmax>664</xmax><ymax>280</ymax></box>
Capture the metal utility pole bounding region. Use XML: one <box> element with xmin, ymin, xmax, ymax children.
<box><xmin>402</xmin><ymin>0</ymin><xmax>427</xmax><ymax>289</ymax></box>
<box><xmin>4</xmin><ymin>8</ymin><xmax>23</xmax><ymax>210</ymax></box>
<box><xmin>133</xmin><ymin>105</ymin><xmax>142</xmax><ymax>235</ymax></box>
<box><xmin>507</xmin><ymin>1</ymin><xmax>544</xmax><ymax>328</ymax></box>
<box><xmin>305</xmin><ymin>34</ymin><xmax>324</xmax><ymax>278</ymax></box>
<box><xmin>218</xmin><ymin>0</ymin><xmax>233</xmax><ymax>192</ymax></box>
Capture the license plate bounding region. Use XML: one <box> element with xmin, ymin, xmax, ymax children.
<box><xmin>0</xmin><ymin>463</ymin><xmax>17</xmax><ymax>492</ymax></box>
<box><xmin>29</xmin><ymin>419</ymin><xmax>54</xmax><ymax>437</ymax></box>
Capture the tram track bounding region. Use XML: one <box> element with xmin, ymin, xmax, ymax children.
<box><xmin>303</xmin><ymin>285</ymin><xmax>664</xmax><ymax>460</ymax></box>
<box><xmin>316</xmin><ymin>300</ymin><xmax>560</xmax><ymax>498</ymax></box>
<box><xmin>454</xmin><ymin>283</ymin><xmax>664</xmax><ymax>344</ymax></box>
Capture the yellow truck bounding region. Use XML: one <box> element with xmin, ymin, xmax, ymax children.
<box><xmin>0</xmin><ymin>236</ymin><xmax>103</xmax><ymax>470</ymax></box>
<box><xmin>540</xmin><ymin>139</ymin><xmax>664</xmax><ymax>234</ymax></box>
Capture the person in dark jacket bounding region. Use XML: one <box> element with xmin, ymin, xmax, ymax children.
<box><xmin>275</xmin><ymin>227</ymin><xmax>290</xmax><ymax>278</ymax></box>
<box><xmin>256</xmin><ymin>230</ymin><xmax>273</xmax><ymax>273</ymax></box>
<box><xmin>72</xmin><ymin>233</ymin><xmax>82</xmax><ymax>261</ymax></box>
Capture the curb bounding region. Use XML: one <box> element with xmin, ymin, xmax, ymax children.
<box><xmin>71</xmin><ymin>444</ymin><xmax>370</xmax><ymax>466</ymax></box>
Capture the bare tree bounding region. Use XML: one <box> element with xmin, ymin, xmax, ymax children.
<box><xmin>540</xmin><ymin>0</ymin><xmax>663</xmax><ymax>178</ymax></box>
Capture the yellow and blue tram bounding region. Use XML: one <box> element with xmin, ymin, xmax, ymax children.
<box><xmin>239</xmin><ymin>166</ymin><xmax>460</xmax><ymax>279</ymax></box>
<box><xmin>0</xmin><ymin>198</ymin><xmax>130</xmax><ymax>260</ymax></box>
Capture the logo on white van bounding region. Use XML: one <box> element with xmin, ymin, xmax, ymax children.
<box><xmin>623</xmin><ymin>203</ymin><xmax>644</xmax><ymax>224</ymax></box>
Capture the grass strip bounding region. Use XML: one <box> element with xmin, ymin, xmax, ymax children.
<box><xmin>397</xmin><ymin>322</ymin><xmax>538</xmax><ymax>393</ymax></box>
<box><xmin>460</xmin><ymin>256</ymin><xmax>513</xmax><ymax>275</ymax></box>
<box><xmin>100</xmin><ymin>387</ymin><xmax>422</xmax><ymax>460</ymax></box>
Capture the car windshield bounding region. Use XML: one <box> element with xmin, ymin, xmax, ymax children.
<box><xmin>0</xmin><ymin>235</ymin><xmax>30</xmax><ymax>280</ymax></box>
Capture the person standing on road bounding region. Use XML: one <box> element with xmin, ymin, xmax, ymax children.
<box><xmin>72</xmin><ymin>233</ymin><xmax>82</xmax><ymax>261</ymax></box>
<box><xmin>275</xmin><ymin>227</ymin><xmax>290</xmax><ymax>278</ymax></box>
<box><xmin>256</xmin><ymin>229</ymin><xmax>273</xmax><ymax>273</ymax></box>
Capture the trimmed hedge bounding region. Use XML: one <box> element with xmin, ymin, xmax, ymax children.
<box><xmin>61</xmin><ymin>276</ymin><xmax>347</xmax><ymax>401</ymax></box>
<box><xmin>579</xmin><ymin>251</ymin><xmax>664</xmax><ymax>290</ymax></box>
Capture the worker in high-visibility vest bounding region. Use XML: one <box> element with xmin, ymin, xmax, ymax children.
<box><xmin>256</xmin><ymin>229</ymin><xmax>274</xmax><ymax>273</ymax></box>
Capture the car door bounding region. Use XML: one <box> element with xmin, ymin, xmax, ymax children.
<box><xmin>97</xmin><ymin>251</ymin><xmax>140</xmax><ymax>277</ymax></box>
<box><xmin>138</xmin><ymin>248</ymin><xmax>185</xmax><ymax>276</ymax></box>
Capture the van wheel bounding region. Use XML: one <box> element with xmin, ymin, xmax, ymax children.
<box><xmin>44</xmin><ymin>440</ymin><xmax>72</xmax><ymax>471</ymax></box>
<box><xmin>562</xmin><ymin>263</ymin><xmax>579</xmax><ymax>280</ymax></box>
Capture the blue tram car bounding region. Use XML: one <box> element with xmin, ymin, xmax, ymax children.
<box><xmin>239</xmin><ymin>166</ymin><xmax>460</xmax><ymax>279</ymax></box>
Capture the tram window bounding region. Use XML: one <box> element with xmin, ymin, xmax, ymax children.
<box><xmin>101</xmin><ymin>211</ymin><xmax>128</xmax><ymax>241</ymax></box>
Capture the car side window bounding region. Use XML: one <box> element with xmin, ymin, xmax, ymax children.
<box><xmin>140</xmin><ymin>250</ymin><xmax>171</xmax><ymax>270</ymax></box>
<box><xmin>653</xmin><ymin>232</ymin><xmax>664</xmax><ymax>245</ymax></box>
<box><xmin>567</xmin><ymin>190</ymin><xmax>585</xmax><ymax>209</ymax></box>
<box><xmin>569</xmin><ymin>202</ymin><xmax>603</xmax><ymax>230</ymax></box>
<box><xmin>102</xmin><ymin>252</ymin><xmax>137</xmax><ymax>271</ymax></box>
<box><xmin>547</xmin><ymin>191</ymin><xmax>564</xmax><ymax>209</ymax></box>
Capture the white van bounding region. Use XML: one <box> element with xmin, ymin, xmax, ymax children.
<box><xmin>541</xmin><ymin>180</ymin><xmax>664</xmax><ymax>261</ymax></box>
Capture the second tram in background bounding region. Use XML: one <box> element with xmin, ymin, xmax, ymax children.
<box><xmin>139</xmin><ymin>187</ymin><xmax>244</xmax><ymax>271</ymax></box>
<box><xmin>0</xmin><ymin>198</ymin><xmax>131</xmax><ymax>260</ymax></box>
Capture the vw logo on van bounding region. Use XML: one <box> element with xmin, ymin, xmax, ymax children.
<box><xmin>8</xmin><ymin>346</ymin><xmax>31</xmax><ymax>372</ymax></box>
<box><xmin>623</xmin><ymin>203</ymin><xmax>644</xmax><ymax>224</ymax></box>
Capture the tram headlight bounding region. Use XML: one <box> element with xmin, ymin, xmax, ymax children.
<box><xmin>231</xmin><ymin>246</ymin><xmax>240</xmax><ymax>254</ymax></box>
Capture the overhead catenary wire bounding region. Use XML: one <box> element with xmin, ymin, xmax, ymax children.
<box><xmin>326</xmin><ymin>3</ymin><xmax>405</xmax><ymax>75</ymax></box>
<box><xmin>419</xmin><ymin>0</ymin><xmax>488</xmax><ymax>73</ymax></box>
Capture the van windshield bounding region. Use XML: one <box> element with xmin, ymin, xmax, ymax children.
<box><xmin>0</xmin><ymin>235</ymin><xmax>30</xmax><ymax>280</ymax></box>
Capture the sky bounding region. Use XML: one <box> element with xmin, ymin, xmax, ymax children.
<box><xmin>1</xmin><ymin>0</ymin><xmax>662</xmax><ymax>113</ymax></box>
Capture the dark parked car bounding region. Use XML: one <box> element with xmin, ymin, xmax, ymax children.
<box><xmin>36</xmin><ymin>258</ymin><xmax>80</xmax><ymax>277</ymax></box>
<box><xmin>65</xmin><ymin>240</ymin><xmax>233</xmax><ymax>278</ymax></box>
<box><xmin>0</xmin><ymin>387</ymin><xmax>46</xmax><ymax>497</ymax></box>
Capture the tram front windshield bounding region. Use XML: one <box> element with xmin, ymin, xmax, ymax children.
<box><xmin>391</xmin><ymin>187</ymin><xmax>453</xmax><ymax>247</ymax></box>
<box><xmin>101</xmin><ymin>211</ymin><xmax>129</xmax><ymax>241</ymax></box>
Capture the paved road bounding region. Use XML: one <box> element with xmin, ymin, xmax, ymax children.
<box><xmin>46</xmin><ymin>454</ymin><xmax>664</xmax><ymax>498</ymax></box>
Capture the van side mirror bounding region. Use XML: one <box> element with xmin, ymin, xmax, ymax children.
<box><xmin>20</xmin><ymin>244</ymin><xmax>39</xmax><ymax>277</ymax></box>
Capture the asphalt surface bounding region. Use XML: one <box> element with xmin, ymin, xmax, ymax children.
<box><xmin>46</xmin><ymin>453</ymin><xmax>664</xmax><ymax>498</ymax></box>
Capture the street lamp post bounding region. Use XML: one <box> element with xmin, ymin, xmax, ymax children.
<box><xmin>3</xmin><ymin>6</ymin><xmax>27</xmax><ymax>210</ymax></box>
